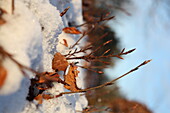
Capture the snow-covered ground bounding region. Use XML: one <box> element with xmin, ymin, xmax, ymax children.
<box><xmin>106</xmin><ymin>0</ymin><xmax>170</xmax><ymax>113</ymax></box>
<box><xmin>0</xmin><ymin>0</ymin><xmax>87</xmax><ymax>112</ymax></box>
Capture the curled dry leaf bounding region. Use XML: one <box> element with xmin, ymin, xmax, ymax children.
<box><xmin>64</xmin><ymin>63</ymin><xmax>80</xmax><ymax>91</ymax></box>
<box><xmin>63</xmin><ymin>27</ymin><xmax>82</xmax><ymax>34</ymax></box>
<box><xmin>52</xmin><ymin>52</ymin><xmax>69</xmax><ymax>71</ymax></box>
<box><xmin>0</xmin><ymin>65</ymin><xmax>7</xmax><ymax>88</ymax></box>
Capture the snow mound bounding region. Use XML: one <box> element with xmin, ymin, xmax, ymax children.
<box><xmin>0</xmin><ymin>0</ymin><xmax>87</xmax><ymax>112</ymax></box>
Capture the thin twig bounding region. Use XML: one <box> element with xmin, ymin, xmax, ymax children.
<box><xmin>88</xmin><ymin>40</ymin><xmax>112</xmax><ymax>56</ymax></box>
<box><xmin>65</xmin><ymin>46</ymin><xmax>92</xmax><ymax>58</ymax></box>
<box><xmin>55</xmin><ymin>60</ymin><xmax>151</xmax><ymax>97</ymax></box>
<box><xmin>76</xmin><ymin>65</ymin><xmax>103</xmax><ymax>74</ymax></box>
<box><xmin>69</xmin><ymin>27</ymin><xmax>95</xmax><ymax>49</ymax></box>
<box><xmin>75</xmin><ymin>16</ymin><xmax>115</xmax><ymax>27</ymax></box>
<box><xmin>65</xmin><ymin>33</ymin><xmax>109</xmax><ymax>58</ymax></box>
<box><xmin>0</xmin><ymin>46</ymin><xmax>38</xmax><ymax>76</ymax></box>
<box><xmin>66</xmin><ymin>48</ymin><xmax>135</xmax><ymax>61</ymax></box>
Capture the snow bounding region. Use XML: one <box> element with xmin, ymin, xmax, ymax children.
<box><xmin>0</xmin><ymin>0</ymin><xmax>87</xmax><ymax>113</ymax></box>
<box><xmin>105</xmin><ymin>0</ymin><xmax>170</xmax><ymax>113</ymax></box>
<box><xmin>0</xmin><ymin>0</ymin><xmax>42</xmax><ymax>94</ymax></box>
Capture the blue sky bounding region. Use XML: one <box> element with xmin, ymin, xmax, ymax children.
<box><xmin>105</xmin><ymin>1</ymin><xmax>170</xmax><ymax>112</ymax></box>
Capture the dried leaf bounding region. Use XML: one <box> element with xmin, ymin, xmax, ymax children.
<box><xmin>52</xmin><ymin>52</ymin><xmax>69</xmax><ymax>71</ymax></box>
<box><xmin>38</xmin><ymin>72</ymin><xmax>68</xmax><ymax>86</ymax></box>
<box><xmin>0</xmin><ymin>65</ymin><xmax>7</xmax><ymax>88</ymax></box>
<box><xmin>60</xmin><ymin>6</ymin><xmax>70</xmax><ymax>17</ymax></box>
<box><xmin>38</xmin><ymin>72</ymin><xmax>60</xmax><ymax>83</ymax></box>
<box><xmin>63</xmin><ymin>27</ymin><xmax>82</xmax><ymax>34</ymax></box>
<box><xmin>34</xmin><ymin>94</ymin><xmax>43</xmax><ymax>104</ymax></box>
<box><xmin>64</xmin><ymin>64</ymin><xmax>80</xmax><ymax>91</ymax></box>
<box><xmin>63</xmin><ymin>39</ymin><xmax>68</xmax><ymax>47</ymax></box>
<box><xmin>27</xmin><ymin>72</ymin><xmax>67</xmax><ymax>101</ymax></box>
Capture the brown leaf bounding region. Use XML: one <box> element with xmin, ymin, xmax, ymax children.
<box><xmin>52</xmin><ymin>52</ymin><xmax>69</xmax><ymax>71</ymax></box>
<box><xmin>63</xmin><ymin>39</ymin><xmax>68</xmax><ymax>47</ymax></box>
<box><xmin>0</xmin><ymin>65</ymin><xmax>7</xmax><ymax>88</ymax></box>
<box><xmin>34</xmin><ymin>94</ymin><xmax>43</xmax><ymax>104</ymax></box>
<box><xmin>63</xmin><ymin>27</ymin><xmax>82</xmax><ymax>34</ymax></box>
<box><xmin>60</xmin><ymin>6</ymin><xmax>70</xmax><ymax>17</ymax></box>
<box><xmin>64</xmin><ymin>63</ymin><xmax>80</xmax><ymax>91</ymax></box>
<box><xmin>38</xmin><ymin>72</ymin><xmax>60</xmax><ymax>83</ymax></box>
<box><xmin>37</xmin><ymin>72</ymin><xmax>69</xmax><ymax>88</ymax></box>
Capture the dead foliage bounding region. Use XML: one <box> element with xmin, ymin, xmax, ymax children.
<box><xmin>52</xmin><ymin>52</ymin><xmax>69</xmax><ymax>72</ymax></box>
<box><xmin>26</xmin><ymin>72</ymin><xmax>68</xmax><ymax>102</ymax></box>
<box><xmin>60</xmin><ymin>6</ymin><xmax>70</xmax><ymax>17</ymax></box>
<box><xmin>63</xmin><ymin>27</ymin><xmax>82</xmax><ymax>34</ymax></box>
<box><xmin>64</xmin><ymin>63</ymin><xmax>81</xmax><ymax>91</ymax></box>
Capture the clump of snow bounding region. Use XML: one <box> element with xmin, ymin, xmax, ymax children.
<box><xmin>0</xmin><ymin>0</ymin><xmax>87</xmax><ymax>112</ymax></box>
<box><xmin>27</xmin><ymin>0</ymin><xmax>64</xmax><ymax>72</ymax></box>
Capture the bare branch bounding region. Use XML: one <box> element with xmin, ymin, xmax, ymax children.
<box><xmin>76</xmin><ymin>65</ymin><xmax>103</xmax><ymax>74</ymax></box>
<box><xmin>55</xmin><ymin>60</ymin><xmax>151</xmax><ymax>97</ymax></box>
<box><xmin>69</xmin><ymin>27</ymin><xmax>95</xmax><ymax>49</ymax></box>
<box><xmin>0</xmin><ymin>46</ymin><xmax>38</xmax><ymax>76</ymax></box>
<box><xmin>76</xmin><ymin>16</ymin><xmax>115</xmax><ymax>28</ymax></box>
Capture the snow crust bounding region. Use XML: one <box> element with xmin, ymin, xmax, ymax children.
<box><xmin>0</xmin><ymin>0</ymin><xmax>87</xmax><ymax>112</ymax></box>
